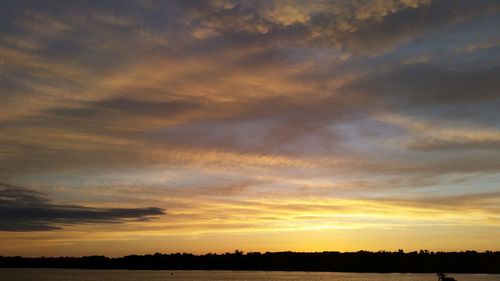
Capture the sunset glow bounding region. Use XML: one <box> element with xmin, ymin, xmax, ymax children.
<box><xmin>1</xmin><ymin>0</ymin><xmax>499</xmax><ymax>256</ymax></box>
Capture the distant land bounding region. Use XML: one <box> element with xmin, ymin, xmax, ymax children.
<box><xmin>1</xmin><ymin>250</ymin><xmax>499</xmax><ymax>273</ymax></box>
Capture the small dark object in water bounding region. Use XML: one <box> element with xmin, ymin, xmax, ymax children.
<box><xmin>437</xmin><ymin>273</ymin><xmax>456</xmax><ymax>281</ymax></box>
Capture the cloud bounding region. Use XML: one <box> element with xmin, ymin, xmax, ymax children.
<box><xmin>377</xmin><ymin>113</ymin><xmax>500</xmax><ymax>150</ymax></box>
<box><xmin>319</xmin><ymin>0</ymin><xmax>500</xmax><ymax>55</ymax></box>
<box><xmin>345</xmin><ymin>62</ymin><xmax>500</xmax><ymax>108</ymax></box>
<box><xmin>378</xmin><ymin>191</ymin><xmax>500</xmax><ymax>214</ymax></box>
<box><xmin>182</xmin><ymin>0</ymin><xmax>499</xmax><ymax>56</ymax></box>
<box><xmin>0</xmin><ymin>182</ymin><xmax>165</xmax><ymax>231</ymax></box>
<box><xmin>45</xmin><ymin>96</ymin><xmax>200</xmax><ymax>126</ymax></box>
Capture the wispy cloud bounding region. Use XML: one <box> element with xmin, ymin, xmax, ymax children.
<box><xmin>0</xmin><ymin>183</ymin><xmax>165</xmax><ymax>231</ymax></box>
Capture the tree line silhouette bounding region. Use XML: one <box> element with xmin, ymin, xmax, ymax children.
<box><xmin>1</xmin><ymin>250</ymin><xmax>499</xmax><ymax>273</ymax></box>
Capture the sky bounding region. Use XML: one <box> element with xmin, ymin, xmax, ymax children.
<box><xmin>1</xmin><ymin>0</ymin><xmax>500</xmax><ymax>257</ymax></box>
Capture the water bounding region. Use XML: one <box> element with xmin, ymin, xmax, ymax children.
<box><xmin>1</xmin><ymin>269</ymin><xmax>499</xmax><ymax>281</ymax></box>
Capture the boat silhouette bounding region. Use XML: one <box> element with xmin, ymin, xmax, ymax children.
<box><xmin>437</xmin><ymin>273</ymin><xmax>456</xmax><ymax>281</ymax></box>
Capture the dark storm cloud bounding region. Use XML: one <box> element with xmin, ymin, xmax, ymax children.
<box><xmin>0</xmin><ymin>183</ymin><xmax>165</xmax><ymax>231</ymax></box>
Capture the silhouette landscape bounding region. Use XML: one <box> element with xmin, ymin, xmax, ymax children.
<box><xmin>1</xmin><ymin>251</ymin><xmax>499</xmax><ymax>274</ymax></box>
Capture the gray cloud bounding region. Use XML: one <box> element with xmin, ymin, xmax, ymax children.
<box><xmin>45</xmin><ymin>96</ymin><xmax>200</xmax><ymax>122</ymax></box>
<box><xmin>345</xmin><ymin>63</ymin><xmax>500</xmax><ymax>108</ymax></box>
<box><xmin>0</xmin><ymin>183</ymin><xmax>165</xmax><ymax>231</ymax></box>
<box><xmin>377</xmin><ymin>191</ymin><xmax>500</xmax><ymax>214</ymax></box>
<box><xmin>322</xmin><ymin>0</ymin><xmax>500</xmax><ymax>55</ymax></box>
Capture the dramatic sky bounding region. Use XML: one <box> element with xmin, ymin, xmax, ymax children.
<box><xmin>1</xmin><ymin>0</ymin><xmax>500</xmax><ymax>257</ymax></box>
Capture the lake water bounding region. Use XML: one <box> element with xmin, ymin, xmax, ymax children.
<box><xmin>0</xmin><ymin>269</ymin><xmax>499</xmax><ymax>281</ymax></box>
